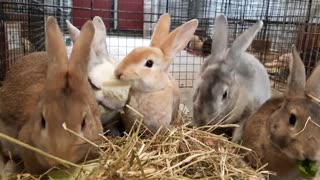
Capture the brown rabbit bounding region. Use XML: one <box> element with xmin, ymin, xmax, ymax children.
<box><xmin>114</xmin><ymin>13</ymin><xmax>198</xmax><ymax>133</ymax></box>
<box><xmin>242</xmin><ymin>45</ymin><xmax>320</xmax><ymax>179</ymax></box>
<box><xmin>0</xmin><ymin>17</ymin><xmax>103</xmax><ymax>174</ymax></box>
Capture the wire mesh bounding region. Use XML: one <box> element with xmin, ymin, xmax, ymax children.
<box><xmin>0</xmin><ymin>0</ymin><xmax>319</xmax><ymax>90</ymax></box>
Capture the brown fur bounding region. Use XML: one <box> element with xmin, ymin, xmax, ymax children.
<box><xmin>242</xmin><ymin>46</ymin><xmax>320</xmax><ymax>179</ymax></box>
<box><xmin>242</xmin><ymin>97</ymin><xmax>298</xmax><ymax>179</ymax></box>
<box><xmin>0</xmin><ymin>17</ymin><xmax>102</xmax><ymax>174</ymax></box>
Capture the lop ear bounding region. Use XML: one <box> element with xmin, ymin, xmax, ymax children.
<box><xmin>68</xmin><ymin>21</ymin><xmax>95</xmax><ymax>89</ymax></box>
<box><xmin>160</xmin><ymin>19</ymin><xmax>198</xmax><ymax>62</ymax></box>
<box><xmin>66</xmin><ymin>20</ymin><xmax>80</xmax><ymax>43</ymax></box>
<box><xmin>211</xmin><ymin>15</ymin><xmax>228</xmax><ymax>59</ymax></box>
<box><xmin>286</xmin><ymin>45</ymin><xmax>306</xmax><ymax>97</ymax></box>
<box><xmin>150</xmin><ymin>13</ymin><xmax>171</xmax><ymax>47</ymax></box>
<box><xmin>229</xmin><ymin>20</ymin><xmax>263</xmax><ymax>58</ymax></box>
<box><xmin>45</xmin><ymin>16</ymin><xmax>68</xmax><ymax>91</ymax></box>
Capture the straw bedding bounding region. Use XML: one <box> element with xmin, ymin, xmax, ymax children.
<box><xmin>1</xmin><ymin>106</ymin><xmax>269</xmax><ymax>180</ymax></box>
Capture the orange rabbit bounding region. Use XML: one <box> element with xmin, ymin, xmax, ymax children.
<box><xmin>114</xmin><ymin>13</ymin><xmax>198</xmax><ymax>133</ymax></box>
<box><xmin>0</xmin><ymin>17</ymin><xmax>103</xmax><ymax>174</ymax></box>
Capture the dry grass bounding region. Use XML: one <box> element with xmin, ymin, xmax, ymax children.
<box><xmin>2</xmin><ymin>106</ymin><xmax>269</xmax><ymax>180</ymax></box>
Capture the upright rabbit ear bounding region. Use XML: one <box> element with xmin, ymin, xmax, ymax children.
<box><xmin>45</xmin><ymin>16</ymin><xmax>68</xmax><ymax>90</ymax></box>
<box><xmin>286</xmin><ymin>45</ymin><xmax>306</xmax><ymax>97</ymax></box>
<box><xmin>150</xmin><ymin>13</ymin><xmax>171</xmax><ymax>47</ymax></box>
<box><xmin>211</xmin><ymin>15</ymin><xmax>228</xmax><ymax>58</ymax></box>
<box><xmin>92</xmin><ymin>16</ymin><xmax>109</xmax><ymax>57</ymax></box>
<box><xmin>305</xmin><ymin>55</ymin><xmax>320</xmax><ymax>99</ymax></box>
<box><xmin>228</xmin><ymin>20</ymin><xmax>263</xmax><ymax>58</ymax></box>
<box><xmin>68</xmin><ymin>21</ymin><xmax>95</xmax><ymax>89</ymax></box>
<box><xmin>66</xmin><ymin>20</ymin><xmax>80</xmax><ymax>43</ymax></box>
<box><xmin>160</xmin><ymin>19</ymin><xmax>198</xmax><ymax>64</ymax></box>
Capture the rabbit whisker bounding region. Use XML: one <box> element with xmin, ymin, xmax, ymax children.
<box><xmin>294</xmin><ymin>116</ymin><xmax>320</xmax><ymax>136</ymax></box>
<box><xmin>306</xmin><ymin>93</ymin><xmax>320</xmax><ymax>104</ymax></box>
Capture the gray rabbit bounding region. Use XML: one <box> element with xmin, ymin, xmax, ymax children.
<box><xmin>193</xmin><ymin>15</ymin><xmax>271</xmax><ymax>141</ymax></box>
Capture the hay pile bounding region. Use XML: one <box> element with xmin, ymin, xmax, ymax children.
<box><xmin>4</xmin><ymin>106</ymin><xmax>269</xmax><ymax>179</ymax></box>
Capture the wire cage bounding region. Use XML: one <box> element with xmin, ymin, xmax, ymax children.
<box><xmin>0</xmin><ymin>0</ymin><xmax>320</xmax><ymax>90</ymax></box>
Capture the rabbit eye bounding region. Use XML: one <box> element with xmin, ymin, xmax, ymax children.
<box><xmin>41</xmin><ymin>114</ymin><xmax>46</xmax><ymax>129</ymax></box>
<box><xmin>81</xmin><ymin>115</ymin><xmax>86</xmax><ymax>130</ymax></box>
<box><xmin>222</xmin><ymin>91</ymin><xmax>228</xmax><ymax>100</ymax></box>
<box><xmin>145</xmin><ymin>59</ymin><xmax>153</xmax><ymax>68</ymax></box>
<box><xmin>289</xmin><ymin>113</ymin><xmax>296</xmax><ymax>126</ymax></box>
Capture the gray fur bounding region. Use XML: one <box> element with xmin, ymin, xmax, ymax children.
<box><xmin>193</xmin><ymin>15</ymin><xmax>271</xmax><ymax>141</ymax></box>
<box><xmin>287</xmin><ymin>45</ymin><xmax>306</xmax><ymax>97</ymax></box>
<box><xmin>305</xmin><ymin>47</ymin><xmax>320</xmax><ymax>99</ymax></box>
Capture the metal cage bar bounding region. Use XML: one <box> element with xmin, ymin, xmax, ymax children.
<box><xmin>0</xmin><ymin>0</ymin><xmax>319</xmax><ymax>90</ymax></box>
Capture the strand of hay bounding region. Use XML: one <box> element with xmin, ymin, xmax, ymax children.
<box><xmin>0</xmin><ymin>132</ymin><xmax>81</xmax><ymax>169</ymax></box>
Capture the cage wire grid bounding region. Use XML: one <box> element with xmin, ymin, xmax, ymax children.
<box><xmin>1</xmin><ymin>0</ymin><xmax>320</xmax><ymax>90</ymax></box>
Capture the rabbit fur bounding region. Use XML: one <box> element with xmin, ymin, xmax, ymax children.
<box><xmin>0</xmin><ymin>17</ymin><xmax>103</xmax><ymax>174</ymax></box>
<box><xmin>193</xmin><ymin>15</ymin><xmax>271</xmax><ymax>141</ymax></box>
<box><xmin>242</xmin><ymin>46</ymin><xmax>320</xmax><ymax>180</ymax></box>
<box><xmin>66</xmin><ymin>17</ymin><xmax>126</xmax><ymax>110</ymax></box>
<box><xmin>114</xmin><ymin>13</ymin><xmax>198</xmax><ymax>133</ymax></box>
<box><xmin>67</xmin><ymin>17</ymin><xmax>126</xmax><ymax>137</ymax></box>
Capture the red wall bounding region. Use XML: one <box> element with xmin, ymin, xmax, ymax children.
<box><xmin>117</xmin><ymin>0</ymin><xmax>143</xmax><ymax>31</ymax></box>
<box><xmin>72</xmin><ymin>0</ymin><xmax>113</xmax><ymax>28</ymax></box>
<box><xmin>72</xmin><ymin>0</ymin><xmax>144</xmax><ymax>31</ymax></box>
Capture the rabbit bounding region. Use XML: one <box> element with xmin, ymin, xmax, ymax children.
<box><xmin>67</xmin><ymin>17</ymin><xmax>126</xmax><ymax>137</ymax></box>
<box><xmin>187</xmin><ymin>35</ymin><xmax>204</xmax><ymax>52</ymax></box>
<box><xmin>242</xmin><ymin>45</ymin><xmax>320</xmax><ymax>180</ymax></box>
<box><xmin>0</xmin><ymin>17</ymin><xmax>103</xmax><ymax>174</ymax></box>
<box><xmin>192</xmin><ymin>15</ymin><xmax>271</xmax><ymax>141</ymax></box>
<box><xmin>114</xmin><ymin>13</ymin><xmax>198</xmax><ymax>133</ymax></box>
<box><xmin>66</xmin><ymin>17</ymin><xmax>126</xmax><ymax>110</ymax></box>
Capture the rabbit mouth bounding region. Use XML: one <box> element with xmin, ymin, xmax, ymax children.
<box><xmin>118</xmin><ymin>71</ymin><xmax>140</xmax><ymax>81</ymax></box>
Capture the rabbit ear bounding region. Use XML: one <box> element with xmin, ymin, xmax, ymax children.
<box><xmin>211</xmin><ymin>15</ymin><xmax>228</xmax><ymax>58</ymax></box>
<box><xmin>68</xmin><ymin>21</ymin><xmax>95</xmax><ymax>89</ymax></box>
<box><xmin>92</xmin><ymin>16</ymin><xmax>109</xmax><ymax>57</ymax></box>
<box><xmin>286</xmin><ymin>45</ymin><xmax>306</xmax><ymax>97</ymax></box>
<box><xmin>305</xmin><ymin>56</ymin><xmax>320</xmax><ymax>99</ymax></box>
<box><xmin>45</xmin><ymin>16</ymin><xmax>68</xmax><ymax>90</ymax></box>
<box><xmin>150</xmin><ymin>13</ymin><xmax>171</xmax><ymax>47</ymax></box>
<box><xmin>229</xmin><ymin>20</ymin><xmax>263</xmax><ymax>58</ymax></box>
<box><xmin>66</xmin><ymin>20</ymin><xmax>80</xmax><ymax>43</ymax></box>
<box><xmin>160</xmin><ymin>19</ymin><xmax>198</xmax><ymax>64</ymax></box>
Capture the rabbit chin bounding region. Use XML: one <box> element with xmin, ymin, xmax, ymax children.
<box><xmin>288</xmin><ymin>147</ymin><xmax>320</xmax><ymax>163</ymax></box>
<box><xmin>35</xmin><ymin>145</ymin><xmax>86</xmax><ymax>169</ymax></box>
<box><xmin>131</xmin><ymin>77</ymin><xmax>169</xmax><ymax>92</ymax></box>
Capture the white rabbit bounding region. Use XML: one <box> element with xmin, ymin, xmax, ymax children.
<box><xmin>66</xmin><ymin>17</ymin><xmax>130</xmax><ymax>111</ymax></box>
<box><xmin>193</xmin><ymin>15</ymin><xmax>271</xmax><ymax>141</ymax></box>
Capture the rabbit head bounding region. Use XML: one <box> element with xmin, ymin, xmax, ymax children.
<box><xmin>193</xmin><ymin>15</ymin><xmax>263</xmax><ymax>126</ymax></box>
<box><xmin>66</xmin><ymin>16</ymin><xmax>115</xmax><ymax>71</ymax></box>
<box><xmin>18</xmin><ymin>17</ymin><xmax>102</xmax><ymax>172</ymax></box>
<box><xmin>268</xmin><ymin>46</ymin><xmax>320</xmax><ymax>162</ymax></box>
<box><xmin>114</xmin><ymin>13</ymin><xmax>198</xmax><ymax>92</ymax></box>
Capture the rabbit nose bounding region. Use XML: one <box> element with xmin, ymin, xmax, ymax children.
<box><xmin>114</xmin><ymin>69</ymin><xmax>123</xmax><ymax>79</ymax></box>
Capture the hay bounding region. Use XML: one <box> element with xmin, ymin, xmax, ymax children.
<box><xmin>2</xmin><ymin>105</ymin><xmax>269</xmax><ymax>179</ymax></box>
